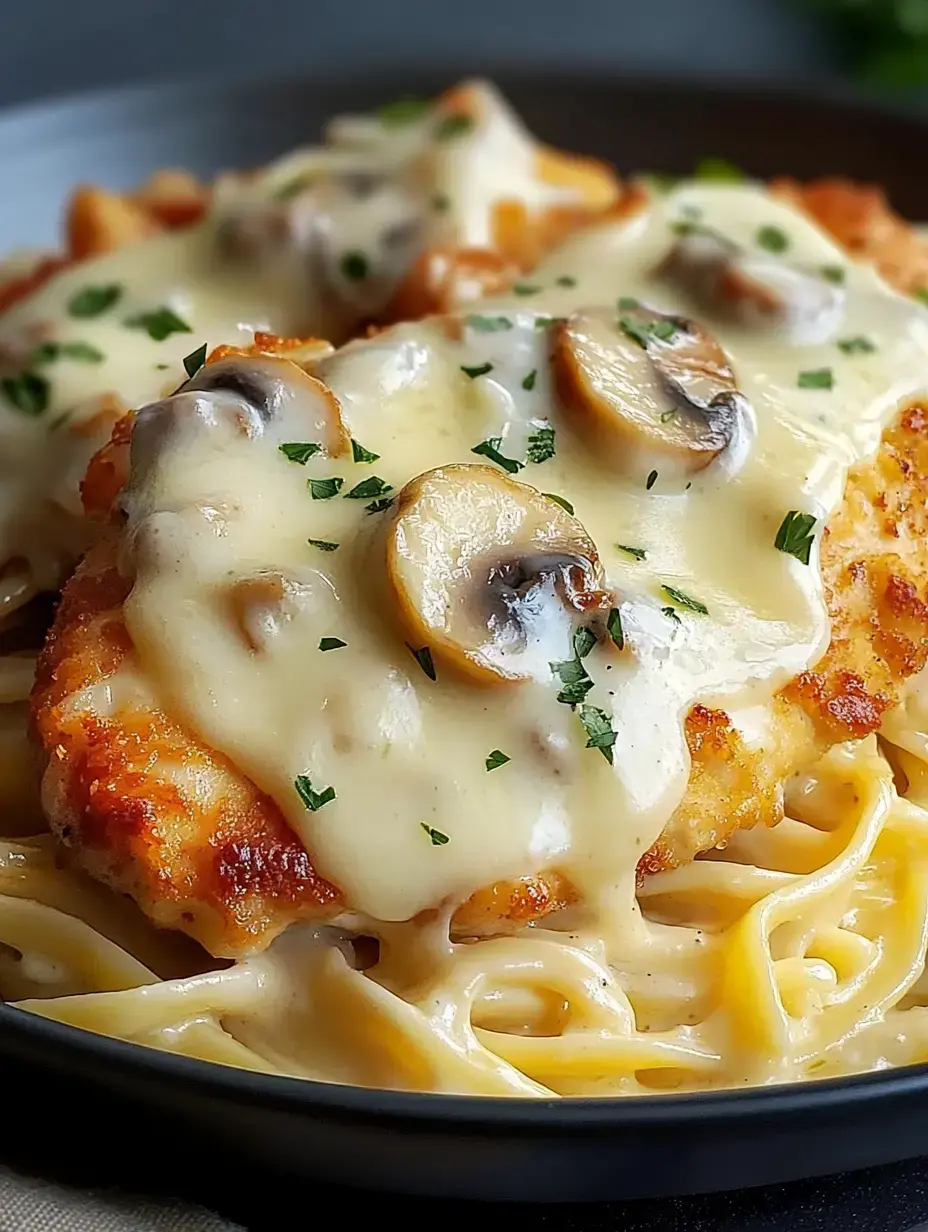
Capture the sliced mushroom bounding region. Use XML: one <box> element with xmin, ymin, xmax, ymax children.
<box><xmin>659</xmin><ymin>226</ymin><xmax>844</xmax><ymax>346</ymax></box>
<box><xmin>554</xmin><ymin>306</ymin><xmax>747</xmax><ymax>484</ymax></box>
<box><xmin>387</xmin><ymin>464</ymin><xmax>609</xmax><ymax>684</ymax></box>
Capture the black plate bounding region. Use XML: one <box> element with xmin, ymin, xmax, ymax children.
<box><xmin>2</xmin><ymin>73</ymin><xmax>928</xmax><ymax>1205</ymax></box>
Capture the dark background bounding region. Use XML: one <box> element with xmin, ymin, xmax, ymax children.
<box><xmin>0</xmin><ymin>0</ymin><xmax>837</xmax><ymax>110</ymax></box>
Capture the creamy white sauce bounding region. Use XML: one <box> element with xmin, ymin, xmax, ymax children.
<box><xmin>113</xmin><ymin>183</ymin><xmax>928</xmax><ymax>938</ymax></box>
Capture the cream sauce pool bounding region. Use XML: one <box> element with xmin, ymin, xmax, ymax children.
<box><xmin>114</xmin><ymin>183</ymin><xmax>928</xmax><ymax>936</ymax></box>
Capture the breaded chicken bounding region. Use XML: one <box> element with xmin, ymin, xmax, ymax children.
<box><xmin>30</xmin><ymin>391</ymin><xmax>928</xmax><ymax>955</ymax></box>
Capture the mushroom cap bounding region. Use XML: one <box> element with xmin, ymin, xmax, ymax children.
<box><xmin>554</xmin><ymin>305</ymin><xmax>746</xmax><ymax>484</ymax></box>
<box><xmin>386</xmin><ymin>463</ymin><xmax>607</xmax><ymax>684</ymax></box>
<box><xmin>659</xmin><ymin>227</ymin><xmax>845</xmax><ymax>346</ymax></box>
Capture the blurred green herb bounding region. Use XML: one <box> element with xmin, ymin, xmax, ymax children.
<box><xmin>799</xmin><ymin>0</ymin><xmax>928</xmax><ymax>87</ymax></box>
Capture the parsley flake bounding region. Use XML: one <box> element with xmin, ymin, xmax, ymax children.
<box><xmin>461</xmin><ymin>362</ymin><xmax>493</xmax><ymax>379</ymax></box>
<box><xmin>379</xmin><ymin>96</ymin><xmax>429</xmax><ymax>125</ymax></box>
<box><xmin>420</xmin><ymin>823</ymin><xmax>450</xmax><ymax>845</ymax></box>
<box><xmin>280</xmin><ymin>442</ymin><xmax>322</xmax><ymax>464</ymax></box>
<box><xmin>607</xmin><ymin>607</ymin><xmax>624</xmax><ymax>650</ymax></box>
<box><xmin>341</xmin><ymin>250</ymin><xmax>369</xmax><ymax>281</ymax></box>
<box><xmin>556</xmin><ymin>275</ymin><xmax>577</xmax><ymax>287</ymax></box>
<box><xmin>308</xmin><ymin>477</ymin><xmax>344</xmax><ymax>500</ymax></box>
<box><xmin>431</xmin><ymin>192</ymin><xmax>450</xmax><ymax>212</ymax></box>
<box><xmin>619</xmin><ymin>315</ymin><xmax>679</xmax><ymax>349</ymax></box>
<box><xmin>365</xmin><ymin>497</ymin><xmax>395</xmax><ymax>514</ymax></box>
<box><xmin>307</xmin><ymin>538</ymin><xmax>339</xmax><ymax>551</ymax></box>
<box><xmin>543</xmin><ymin>493</ymin><xmax>574</xmax><ymax>515</ymax></box>
<box><xmin>756</xmin><ymin>225</ymin><xmax>789</xmax><ymax>253</ymax></box>
<box><xmin>485</xmin><ymin>749</ymin><xmax>511</xmax><ymax>772</ymax></box>
<box><xmin>345</xmin><ymin>475</ymin><xmax>392</xmax><ymax>499</ymax></box>
<box><xmin>124</xmin><ymin>307</ymin><xmax>192</xmax><ymax>342</ymax></box>
<box><xmin>616</xmin><ymin>544</ymin><xmax>647</xmax><ymax>561</ymax></box>
<box><xmin>526</xmin><ymin>425</ymin><xmax>555</xmax><ymax>463</ymax></box>
<box><xmin>550</xmin><ymin>656</ymin><xmax>594</xmax><ymax>706</ymax></box>
<box><xmin>1</xmin><ymin>371</ymin><xmax>49</xmax><ymax>416</ymax></box>
<box><xmin>471</xmin><ymin>437</ymin><xmax>523</xmax><ymax>474</ymax></box>
<box><xmin>573</xmin><ymin>627</ymin><xmax>597</xmax><ymax>660</ymax></box>
<box><xmin>821</xmin><ymin>265</ymin><xmax>846</xmax><ymax>285</ymax></box>
<box><xmin>466</xmin><ymin>314</ymin><xmax>512</xmax><ymax>332</ymax></box>
<box><xmin>646</xmin><ymin>470</ymin><xmax>658</xmax><ymax>491</ymax></box>
<box><xmin>661</xmin><ymin>585</ymin><xmax>709</xmax><ymax>615</ymax></box>
<box><xmin>838</xmin><ymin>336</ymin><xmax>876</xmax><ymax>355</ymax></box>
<box><xmin>662</xmin><ymin>606</ymin><xmax>682</xmax><ymax>624</ymax></box>
<box><xmin>183</xmin><ymin>343</ymin><xmax>207</xmax><ymax>378</ymax></box>
<box><xmin>774</xmin><ymin>510</ymin><xmax>818</xmax><ymax>566</ymax></box>
<box><xmin>579</xmin><ymin>705</ymin><xmax>617</xmax><ymax>764</ymax></box>
<box><xmin>617</xmin><ymin>296</ymin><xmax>640</xmax><ymax>310</ymax></box>
<box><xmin>660</xmin><ymin>408</ymin><xmax>677</xmax><ymax>423</ymax></box>
<box><xmin>522</xmin><ymin>369</ymin><xmax>537</xmax><ymax>392</ymax></box>
<box><xmin>68</xmin><ymin>283</ymin><xmax>122</xmax><ymax>318</ymax></box>
<box><xmin>33</xmin><ymin>340</ymin><xmax>104</xmax><ymax>364</ymax></box>
<box><xmin>275</xmin><ymin>174</ymin><xmax>315</xmax><ymax>202</ymax></box>
<box><xmin>351</xmin><ymin>438</ymin><xmax>381</xmax><ymax>463</ymax></box>
<box><xmin>294</xmin><ymin>775</ymin><xmax>336</xmax><ymax>812</ymax></box>
<box><xmin>915</xmin><ymin>287</ymin><xmax>928</xmax><ymax>306</ymax></box>
<box><xmin>695</xmin><ymin>156</ymin><xmax>745</xmax><ymax>182</ymax></box>
<box><xmin>319</xmin><ymin>637</ymin><xmax>347</xmax><ymax>651</ymax></box>
<box><xmin>408</xmin><ymin>644</ymin><xmax>437</xmax><ymax>681</ymax></box>
<box><xmin>798</xmin><ymin>367</ymin><xmax>834</xmax><ymax>390</ymax></box>
<box><xmin>435</xmin><ymin>113</ymin><xmax>473</xmax><ymax>141</ymax></box>
<box><xmin>513</xmin><ymin>283</ymin><xmax>541</xmax><ymax>296</ymax></box>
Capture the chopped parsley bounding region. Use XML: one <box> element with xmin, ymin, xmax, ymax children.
<box><xmin>646</xmin><ymin>470</ymin><xmax>658</xmax><ymax>491</ymax></box>
<box><xmin>821</xmin><ymin>265</ymin><xmax>846</xmax><ymax>285</ymax></box>
<box><xmin>68</xmin><ymin>283</ymin><xmax>122</xmax><ymax>318</ymax></box>
<box><xmin>485</xmin><ymin>749</ymin><xmax>511</xmax><ymax>772</ymax></box>
<box><xmin>341</xmin><ymin>250</ymin><xmax>369</xmax><ymax>281</ymax></box>
<box><xmin>533</xmin><ymin>316</ymin><xmax>559</xmax><ymax>330</ymax></box>
<box><xmin>435</xmin><ymin>113</ymin><xmax>473</xmax><ymax>141</ymax></box>
<box><xmin>617</xmin><ymin>296</ymin><xmax>640</xmax><ymax>310</ymax></box>
<box><xmin>756</xmin><ymin>225</ymin><xmax>789</xmax><ymax>253</ymax></box>
<box><xmin>275</xmin><ymin>174</ymin><xmax>315</xmax><ymax>202</ymax></box>
<box><xmin>522</xmin><ymin>369</ymin><xmax>537</xmax><ymax>392</ymax></box>
<box><xmin>319</xmin><ymin>637</ymin><xmax>347</xmax><ymax>651</ymax></box>
<box><xmin>183</xmin><ymin>343</ymin><xmax>207</xmax><ymax>378</ymax></box>
<box><xmin>420</xmin><ymin>822</ymin><xmax>450</xmax><ymax>845</ymax></box>
<box><xmin>579</xmin><ymin>705</ymin><xmax>617</xmax><ymax>764</ymax></box>
<box><xmin>513</xmin><ymin>283</ymin><xmax>541</xmax><ymax>296</ymax></box>
<box><xmin>543</xmin><ymin>493</ymin><xmax>574</xmax><ymax>515</ymax></box>
<box><xmin>798</xmin><ymin>367</ymin><xmax>834</xmax><ymax>390</ymax></box>
<box><xmin>408</xmin><ymin>644</ymin><xmax>437</xmax><ymax>681</ymax></box>
<box><xmin>33</xmin><ymin>340</ymin><xmax>104</xmax><ymax>364</ymax></box>
<box><xmin>461</xmin><ymin>362</ymin><xmax>493</xmax><ymax>379</ymax></box>
<box><xmin>365</xmin><ymin>497</ymin><xmax>395</xmax><ymax>514</ymax></box>
<box><xmin>280</xmin><ymin>442</ymin><xmax>322</xmax><ymax>464</ymax></box>
<box><xmin>471</xmin><ymin>436</ymin><xmax>523</xmax><ymax>474</ymax></box>
<box><xmin>345</xmin><ymin>476</ymin><xmax>393</xmax><ymax>499</ymax></box>
<box><xmin>124</xmin><ymin>307</ymin><xmax>192</xmax><ymax>342</ymax></box>
<box><xmin>838</xmin><ymin>336</ymin><xmax>876</xmax><ymax>355</ymax></box>
<box><xmin>379</xmin><ymin>96</ymin><xmax>429</xmax><ymax>125</ymax></box>
<box><xmin>1</xmin><ymin>371</ymin><xmax>49</xmax><ymax>415</ymax></box>
<box><xmin>526</xmin><ymin>425</ymin><xmax>555</xmax><ymax>463</ymax></box>
<box><xmin>662</xmin><ymin>606</ymin><xmax>682</xmax><ymax>625</ymax></box>
<box><xmin>775</xmin><ymin>510</ymin><xmax>818</xmax><ymax>566</ymax></box>
<box><xmin>351</xmin><ymin>438</ymin><xmax>380</xmax><ymax>463</ymax></box>
<box><xmin>607</xmin><ymin>607</ymin><xmax>624</xmax><ymax>650</ymax></box>
<box><xmin>573</xmin><ymin>626</ymin><xmax>597</xmax><ymax>660</ymax></box>
<box><xmin>660</xmin><ymin>408</ymin><xmax>677</xmax><ymax>423</ymax></box>
<box><xmin>661</xmin><ymin>585</ymin><xmax>709</xmax><ymax>615</ymax></box>
<box><xmin>307</xmin><ymin>538</ymin><xmax>339</xmax><ymax>551</ymax></box>
<box><xmin>294</xmin><ymin>774</ymin><xmax>336</xmax><ymax>812</ymax></box>
<box><xmin>466</xmin><ymin>314</ymin><xmax>512</xmax><ymax>332</ymax></box>
<box><xmin>550</xmin><ymin>656</ymin><xmax>594</xmax><ymax>706</ymax></box>
<box><xmin>556</xmin><ymin>275</ymin><xmax>577</xmax><ymax>287</ymax></box>
<box><xmin>619</xmin><ymin>316</ymin><xmax>678</xmax><ymax>349</ymax></box>
<box><xmin>308</xmin><ymin>476</ymin><xmax>344</xmax><ymax>500</ymax></box>
<box><xmin>616</xmin><ymin>544</ymin><xmax>646</xmax><ymax>561</ymax></box>
<box><xmin>431</xmin><ymin>192</ymin><xmax>451</xmax><ymax>212</ymax></box>
<box><xmin>694</xmin><ymin>156</ymin><xmax>745</xmax><ymax>182</ymax></box>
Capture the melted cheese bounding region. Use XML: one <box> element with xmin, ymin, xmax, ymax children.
<box><xmin>116</xmin><ymin>182</ymin><xmax>928</xmax><ymax>937</ymax></box>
